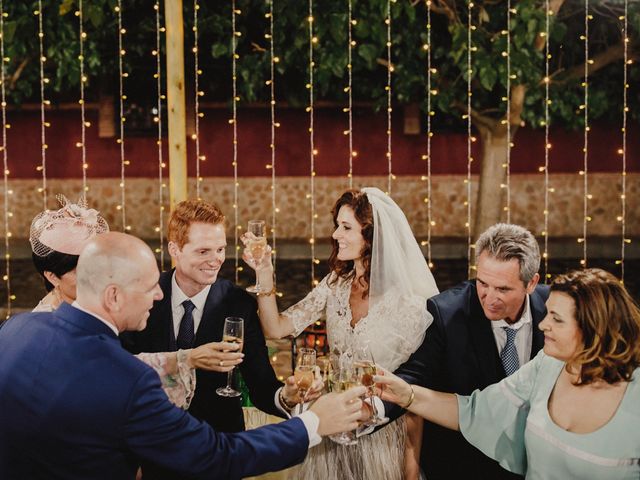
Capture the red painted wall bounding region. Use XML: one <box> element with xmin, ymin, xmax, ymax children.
<box><xmin>5</xmin><ymin>107</ymin><xmax>638</xmax><ymax>178</ymax></box>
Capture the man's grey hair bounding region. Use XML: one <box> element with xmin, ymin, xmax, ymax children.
<box><xmin>475</xmin><ymin>223</ymin><xmax>540</xmax><ymax>284</ymax></box>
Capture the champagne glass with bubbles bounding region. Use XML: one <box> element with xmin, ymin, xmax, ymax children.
<box><xmin>246</xmin><ymin>220</ymin><xmax>267</xmax><ymax>293</ymax></box>
<box><xmin>293</xmin><ymin>348</ymin><xmax>316</xmax><ymax>413</ymax></box>
<box><xmin>354</xmin><ymin>343</ymin><xmax>388</xmax><ymax>426</ymax></box>
<box><xmin>216</xmin><ymin>317</ymin><xmax>244</xmax><ymax>397</ymax></box>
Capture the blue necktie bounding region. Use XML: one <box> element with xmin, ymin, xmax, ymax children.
<box><xmin>500</xmin><ymin>327</ymin><xmax>520</xmax><ymax>376</ymax></box>
<box><xmin>176</xmin><ymin>300</ymin><xmax>196</xmax><ymax>350</ymax></box>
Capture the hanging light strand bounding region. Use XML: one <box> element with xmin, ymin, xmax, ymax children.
<box><xmin>579</xmin><ymin>1</ymin><xmax>590</xmax><ymax>268</ymax></box>
<box><xmin>266</xmin><ymin>0</ymin><xmax>279</xmax><ymax>288</ymax></box>
<box><xmin>231</xmin><ymin>0</ymin><xmax>240</xmax><ymax>283</ymax></box>
<box><xmin>346</xmin><ymin>0</ymin><xmax>354</xmax><ymax>187</ymax></box>
<box><xmin>542</xmin><ymin>0</ymin><xmax>552</xmax><ymax>282</ymax></box>
<box><xmin>193</xmin><ymin>0</ymin><xmax>203</xmax><ymax>200</ymax></box>
<box><xmin>77</xmin><ymin>0</ymin><xmax>88</xmax><ymax>195</ymax></box>
<box><xmin>36</xmin><ymin>1</ymin><xmax>48</xmax><ymax>208</ymax></box>
<box><xmin>385</xmin><ymin>0</ymin><xmax>394</xmax><ymax>194</ymax></box>
<box><xmin>116</xmin><ymin>1</ymin><xmax>129</xmax><ymax>231</ymax></box>
<box><xmin>0</xmin><ymin>1</ymin><xmax>13</xmax><ymax>317</ymax></box>
<box><xmin>153</xmin><ymin>0</ymin><xmax>166</xmax><ymax>267</ymax></box>
<box><xmin>307</xmin><ymin>1</ymin><xmax>317</xmax><ymax>287</ymax></box>
<box><xmin>423</xmin><ymin>0</ymin><xmax>434</xmax><ymax>269</ymax></box>
<box><xmin>503</xmin><ymin>1</ymin><xmax>512</xmax><ymax>221</ymax></box>
<box><xmin>466</xmin><ymin>1</ymin><xmax>474</xmax><ymax>277</ymax></box>
<box><xmin>619</xmin><ymin>0</ymin><xmax>629</xmax><ymax>282</ymax></box>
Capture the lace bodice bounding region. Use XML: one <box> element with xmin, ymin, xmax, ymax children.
<box><xmin>283</xmin><ymin>272</ymin><xmax>432</xmax><ymax>371</ymax></box>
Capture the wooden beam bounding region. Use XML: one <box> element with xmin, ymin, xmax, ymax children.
<box><xmin>164</xmin><ymin>0</ymin><xmax>188</xmax><ymax>208</ymax></box>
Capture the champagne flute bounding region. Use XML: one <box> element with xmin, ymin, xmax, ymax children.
<box><xmin>354</xmin><ymin>343</ymin><xmax>388</xmax><ymax>426</ymax></box>
<box><xmin>328</xmin><ymin>366</ymin><xmax>360</xmax><ymax>446</ymax></box>
<box><xmin>246</xmin><ymin>220</ymin><xmax>267</xmax><ymax>294</ymax></box>
<box><xmin>216</xmin><ymin>317</ymin><xmax>244</xmax><ymax>397</ymax></box>
<box><xmin>293</xmin><ymin>348</ymin><xmax>316</xmax><ymax>413</ymax></box>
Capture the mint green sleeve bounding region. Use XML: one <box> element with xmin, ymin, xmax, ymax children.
<box><xmin>456</xmin><ymin>350</ymin><xmax>547</xmax><ymax>475</ymax></box>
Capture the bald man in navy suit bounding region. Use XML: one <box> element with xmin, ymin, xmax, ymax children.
<box><xmin>0</xmin><ymin>232</ymin><xmax>364</xmax><ymax>480</ymax></box>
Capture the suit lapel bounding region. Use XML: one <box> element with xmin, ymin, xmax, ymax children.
<box><xmin>154</xmin><ymin>270</ymin><xmax>177</xmax><ymax>351</ymax></box>
<box><xmin>529</xmin><ymin>286</ymin><xmax>548</xmax><ymax>358</ymax></box>
<box><xmin>467</xmin><ymin>284</ymin><xmax>505</xmax><ymax>385</ymax></box>
<box><xmin>194</xmin><ymin>280</ymin><xmax>230</xmax><ymax>346</ymax></box>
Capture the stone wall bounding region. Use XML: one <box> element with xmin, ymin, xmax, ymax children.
<box><xmin>1</xmin><ymin>173</ymin><xmax>637</xmax><ymax>241</ymax></box>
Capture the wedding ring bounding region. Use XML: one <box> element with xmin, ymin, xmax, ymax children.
<box><xmin>219</xmin><ymin>360</ymin><xmax>224</xmax><ymax>367</ymax></box>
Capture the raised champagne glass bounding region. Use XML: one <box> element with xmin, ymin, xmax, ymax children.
<box><xmin>216</xmin><ymin>317</ymin><xmax>244</xmax><ymax>397</ymax></box>
<box><xmin>246</xmin><ymin>220</ymin><xmax>267</xmax><ymax>294</ymax></box>
<box><xmin>293</xmin><ymin>348</ymin><xmax>316</xmax><ymax>413</ymax></box>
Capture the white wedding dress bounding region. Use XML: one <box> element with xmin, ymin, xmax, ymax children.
<box><xmin>283</xmin><ymin>272</ymin><xmax>432</xmax><ymax>480</ymax></box>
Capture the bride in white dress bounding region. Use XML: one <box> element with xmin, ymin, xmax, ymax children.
<box><xmin>244</xmin><ymin>187</ymin><xmax>439</xmax><ymax>479</ymax></box>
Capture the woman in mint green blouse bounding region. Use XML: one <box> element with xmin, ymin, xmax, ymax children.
<box><xmin>376</xmin><ymin>268</ymin><xmax>640</xmax><ymax>480</ymax></box>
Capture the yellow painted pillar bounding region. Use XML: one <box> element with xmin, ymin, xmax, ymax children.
<box><xmin>164</xmin><ymin>0</ymin><xmax>188</xmax><ymax>208</ymax></box>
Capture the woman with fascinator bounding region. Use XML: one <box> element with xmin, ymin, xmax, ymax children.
<box><xmin>30</xmin><ymin>196</ymin><xmax>243</xmax><ymax>409</ymax></box>
<box><xmin>243</xmin><ymin>187</ymin><xmax>439</xmax><ymax>479</ymax></box>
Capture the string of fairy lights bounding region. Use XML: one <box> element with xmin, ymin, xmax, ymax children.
<box><xmin>76</xmin><ymin>0</ymin><xmax>88</xmax><ymax>196</ymax></box>
<box><xmin>115</xmin><ymin>1</ymin><xmax>129</xmax><ymax>232</ymax></box>
<box><xmin>465</xmin><ymin>1</ymin><xmax>474</xmax><ymax>277</ymax></box>
<box><xmin>503</xmin><ymin>1</ymin><xmax>512</xmax><ymax>222</ymax></box>
<box><xmin>579</xmin><ymin>1</ymin><xmax>590</xmax><ymax>267</ymax></box>
<box><xmin>423</xmin><ymin>0</ymin><xmax>434</xmax><ymax>269</ymax></box>
<box><xmin>542</xmin><ymin>0</ymin><xmax>552</xmax><ymax>282</ymax></box>
<box><xmin>265</xmin><ymin>0</ymin><xmax>281</xmax><ymax>293</ymax></box>
<box><xmin>192</xmin><ymin>0</ymin><xmax>204</xmax><ymax>201</ymax></box>
<box><xmin>345</xmin><ymin>0</ymin><xmax>354</xmax><ymax>188</ymax></box>
<box><xmin>36</xmin><ymin>1</ymin><xmax>48</xmax><ymax>208</ymax></box>
<box><xmin>385</xmin><ymin>0</ymin><xmax>394</xmax><ymax>195</ymax></box>
<box><xmin>153</xmin><ymin>0</ymin><xmax>166</xmax><ymax>268</ymax></box>
<box><xmin>307</xmin><ymin>0</ymin><xmax>318</xmax><ymax>287</ymax></box>
<box><xmin>619</xmin><ymin>1</ymin><xmax>629</xmax><ymax>283</ymax></box>
<box><xmin>0</xmin><ymin>0</ymin><xmax>13</xmax><ymax>316</ymax></box>
<box><xmin>231</xmin><ymin>0</ymin><xmax>240</xmax><ymax>283</ymax></box>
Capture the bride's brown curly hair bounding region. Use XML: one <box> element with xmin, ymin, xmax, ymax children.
<box><xmin>551</xmin><ymin>268</ymin><xmax>640</xmax><ymax>385</ymax></box>
<box><xmin>327</xmin><ymin>190</ymin><xmax>373</xmax><ymax>298</ymax></box>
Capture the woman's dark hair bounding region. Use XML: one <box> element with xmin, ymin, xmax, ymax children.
<box><xmin>32</xmin><ymin>251</ymin><xmax>79</xmax><ymax>292</ymax></box>
<box><xmin>551</xmin><ymin>268</ymin><xmax>640</xmax><ymax>385</ymax></box>
<box><xmin>327</xmin><ymin>189</ymin><xmax>374</xmax><ymax>298</ymax></box>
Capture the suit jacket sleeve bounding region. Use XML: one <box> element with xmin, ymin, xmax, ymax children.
<box><xmin>385</xmin><ymin>297</ymin><xmax>447</xmax><ymax>421</ymax></box>
<box><xmin>124</xmin><ymin>367</ymin><xmax>307</xmax><ymax>479</ymax></box>
<box><xmin>239</xmin><ymin>295</ymin><xmax>284</xmax><ymax>418</ymax></box>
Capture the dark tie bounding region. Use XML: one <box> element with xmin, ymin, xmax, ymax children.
<box><xmin>500</xmin><ymin>327</ymin><xmax>520</xmax><ymax>376</ymax></box>
<box><xmin>176</xmin><ymin>300</ymin><xmax>196</xmax><ymax>350</ymax></box>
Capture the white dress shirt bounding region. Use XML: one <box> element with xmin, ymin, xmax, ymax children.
<box><xmin>490</xmin><ymin>294</ymin><xmax>533</xmax><ymax>368</ymax></box>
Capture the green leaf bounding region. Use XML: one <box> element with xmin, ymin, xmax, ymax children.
<box><xmin>357</xmin><ymin>43</ymin><xmax>378</xmax><ymax>69</ymax></box>
<box><xmin>211</xmin><ymin>43</ymin><xmax>228</xmax><ymax>59</ymax></box>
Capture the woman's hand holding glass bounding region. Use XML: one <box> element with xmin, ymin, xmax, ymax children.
<box><xmin>241</xmin><ymin>220</ymin><xmax>274</xmax><ymax>294</ymax></box>
<box><xmin>186</xmin><ymin>341</ymin><xmax>244</xmax><ymax>373</ymax></box>
<box><xmin>282</xmin><ymin>367</ymin><xmax>324</xmax><ymax>411</ymax></box>
<box><xmin>373</xmin><ymin>366</ymin><xmax>414</xmax><ymax>409</ymax></box>
<box><xmin>293</xmin><ymin>348</ymin><xmax>317</xmax><ymax>414</ymax></box>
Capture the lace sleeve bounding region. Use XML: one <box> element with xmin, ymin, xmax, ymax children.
<box><xmin>364</xmin><ymin>292</ymin><xmax>433</xmax><ymax>371</ymax></box>
<box><xmin>135</xmin><ymin>351</ymin><xmax>196</xmax><ymax>410</ymax></box>
<box><xmin>283</xmin><ymin>273</ymin><xmax>333</xmax><ymax>337</ymax></box>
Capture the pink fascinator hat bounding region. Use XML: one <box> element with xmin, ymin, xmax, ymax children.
<box><xmin>29</xmin><ymin>195</ymin><xmax>110</xmax><ymax>257</ymax></box>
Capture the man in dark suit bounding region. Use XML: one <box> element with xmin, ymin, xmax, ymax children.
<box><xmin>0</xmin><ymin>232</ymin><xmax>364</xmax><ymax>480</ymax></box>
<box><xmin>390</xmin><ymin>223</ymin><xmax>549</xmax><ymax>480</ymax></box>
<box><xmin>121</xmin><ymin>200</ymin><xmax>302</xmax><ymax>478</ymax></box>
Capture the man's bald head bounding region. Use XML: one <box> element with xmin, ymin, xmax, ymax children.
<box><xmin>76</xmin><ymin>232</ymin><xmax>156</xmax><ymax>298</ymax></box>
